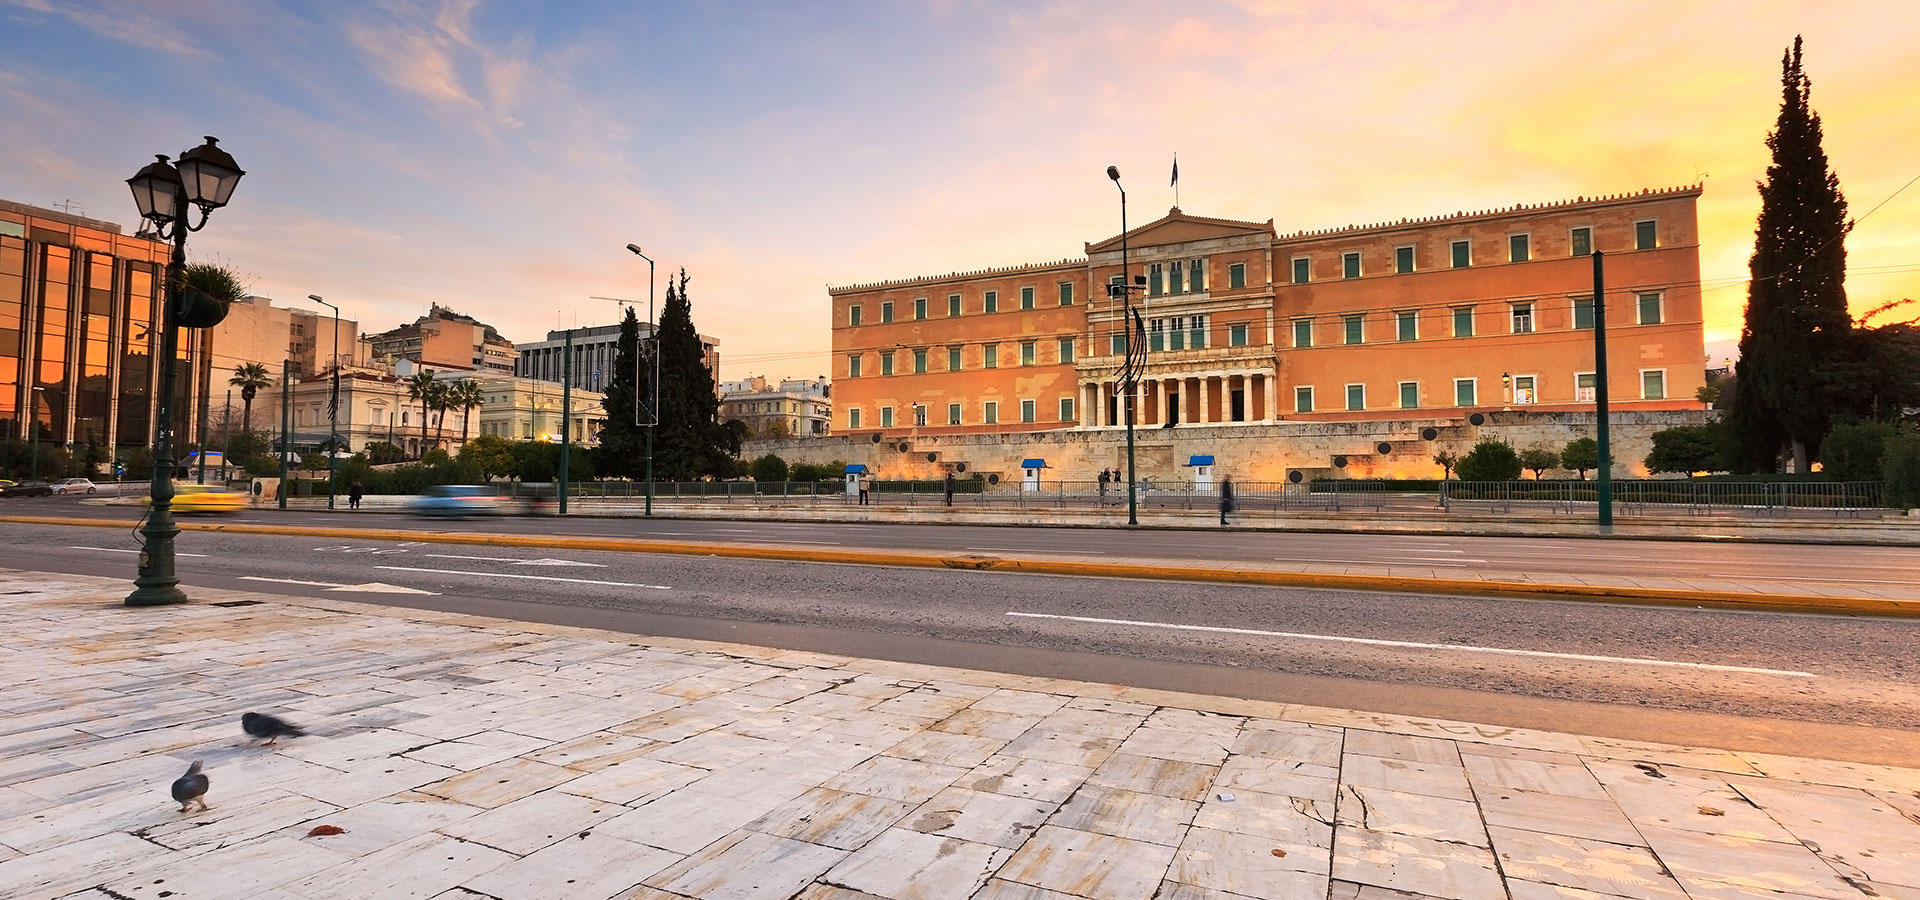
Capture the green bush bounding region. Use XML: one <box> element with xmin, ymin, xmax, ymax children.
<box><xmin>1645</xmin><ymin>425</ymin><xmax>1725</xmax><ymax>476</ymax></box>
<box><xmin>750</xmin><ymin>453</ymin><xmax>789</xmax><ymax>482</ymax></box>
<box><xmin>1885</xmin><ymin>433</ymin><xmax>1920</xmax><ymax>510</ymax></box>
<box><xmin>1456</xmin><ymin>439</ymin><xmax>1522</xmax><ymax>481</ymax></box>
<box><xmin>1821</xmin><ymin>421</ymin><xmax>1901</xmax><ymax>482</ymax></box>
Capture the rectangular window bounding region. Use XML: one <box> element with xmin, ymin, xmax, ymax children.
<box><xmin>1573</xmin><ymin>296</ymin><xmax>1594</xmax><ymax>330</ymax></box>
<box><xmin>1189</xmin><ymin>258</ymin><xmax>1205</xmax><ymax>292</ymax></box>
<box><xmin>1020</xmin><ymin>341</ymin><xmax>1036</xmax><ymax>366</ymax></box>
<box><xmin>1228</xmin><ymin>262</ymin><xmax>1246</xmax><ymax>289</ymax></box>
<box><xmin>1638</xmin><ymin>292</ymin><xmax>1663</xmax><ymax>325</ymax></box>
<box><xmin>949</xmin><ymin>347</ymin><xmax>962</xmax><ymax>370</ymax></box>
<box><xmin>1342</xmin><ymin>251</ymin><xmax>1361</xmax><ymax>279</ymax></box>
<box><xmin>1453</xmin><ymin>306</ymin><xmax>1475</xmax><ymax>337</ymax></box>
<box><xmin>1641</xmin><ymin>369</ymin><xmax>1666</xmax><ymax>400</ymax></box>
<box><xmin>1395</xmin><ymin>246</ymin><xmax>1415</xmax><ymax>274</ymax></box>
<box><xmin>1169</xmin><ymin>261</ymin><xmax>1184</xmax><ymax>294</ymax></box>
<box><xmin>1636</xmin><ymin>220</ymin><xmax>1657</xmax><ymax>250</ymax></box>
<box><xmin>1165</xmin><ymin>317</ymin><xmax>1184</xmax><ymax>351</ymax></box>
<box><xmin>1451</xmin><ymin>239</ymin><xmax>1471</xmax><ymax>268</ymax></box>
<box><xmin>914</xmin><ymin>297</ymin><xmax>927</xmax><ymax>320</ymax></box>
<box><xmin>1059</xmin><ymin>397</ymin><xmax>1075</xmax><ymax>421</ymax></box>
<box><xmin>881</xmin><ymin>406</ymin><xmax>894</xmax><ymax>428</ymax></box>
<box><xmin>1148</xmin><ymin>318</ymin><xmax>1165</xmax><ymax>353</ymax></box>
<box><xmin>1576</xmin><ymin>372</ymin><xmax>1597</xmax><ymax>402</ymax></box>
<box><xmin>1344</xmin><ymin>314</ymin><xmax>1364</xmax><ymax>345</ymax></box>
<box><xmin>1188</xmin><ymin>316</ymin><xmax>1205</xmax><ymax>349</ymax></box>
<box><xmin>849</xmin><ymin>408</ymin><xmax>862</xmax><ymax>429</ymax></box>
<box><xmin>881</xmin><ymin>301</ymin><xmax>894</xmax><ymax>323</ymax></box>
<box><xmin>1513</xmin><ymin>374</ymin><xmax>1537</xmax><ymax>404</ymax></box>
<box><xmin>1570</xmin><ymin>227</ymin><xmax>1592</xmax><ymax>257</ymax></box>
<box><xmin>1511</xmin><ymin>303</ymin><xmax>1534</xmax><ymax>334</ymax></box>
<box><xmin>1509</xmin><ymin>233</ymin><xmax>1530</xmax><ymax>262</ymax></box>
<box><xmin>1110</xmin><ymin>333</ymin><xmax>1127</xmax><ymax>355</ymax></box>
<box><xmin>1293</xmin><ymin>319</ymin><xmax>1313</xmax><ymax>348</ymax></box>
<box><xmin>1396</xmin><ymin>311</ymin><xmax>1417</xmax><ymax>342</ymax></box>
<box><xmin>1020</xmin><ymin>399</ymin><xmax>1036</xmax><ymax>423</ymax></box>
<box><xmin>1148</xmin><ymin>263</ymin><xmax>1164</xmax><ymax>297</ymax></box>
<box><xmin>913</xmin><ymin>349</ymin><xmax>927</xmax><ymax>374</ymax></box>
<box><xmin>1399</xmin><ymin>381</ymin><xmax>1419</xmax><ymax>409</ymax></box>
<box><xmin>1294</xmin><ymin>386</ymin><xmax>1314</xmax><ymax>413</ymax></box>
<box><xmin>850</xmin><ymin>305</ymin><xmax>863</xmax><ymax>326</ymax></box>
<box><xmin>881</xmin><ymin>354</ymin><xmax>894</xmax><ymax>376</ymax></box>
<box><xmin>1059</xmin><ymin>282</ymin><xmax>1074</xmax><ymax>306</ymax></box>
<box><xmin>948</xmin><ymin>402</ymin><xmax>962</xmax><ymax>425</ymax></box>
<box><xmin>1021</xmin><ymin>286</ymin><xmax>1034</xmax><ymax>310</ymax></box>
<box><xmin>1346</xmin><ymin>384</ymin><xmax>1365</xmax><ymax>411</ymax></box>
<box><xmin>983</xmin><ymin>345</ymin><xmax>998</xmax><ymax>368</ymax></box>
<box><xmin>984</xmin><ymin>401</ymin><xmax>999</xmax><ymax>425</ymax></box>
<box><xmin>914</xmin><ymin>405</ymin><xmax>928</xmax><ymax>427</ymax></box>
<box><xmin>1292</xmin><ymin>256</ymin><xmax>1310</xmax><ymax>284</ymax></box>
<box><xmin>1229</xmin><ymin>323</ymin><xmax>1248</xmax><ymax>347</ymax></box>
<box><xmin>848</xmin><ymin>355</ymin><xmax>862</xmax><ymax>378</ymax></box>
<box><xmin>1058</xmin><ymin>338</ymin><xmax>1075</xmax><ymax>363</ymax></box>
<box><xmin>984</xmin><ymin>291</ymin><xmax>998</xmax><ymax>313</ymax></box>
<box><xmin>1455</xmin><ymin>378</ymin><xmax>1478</xmax><ymax>406</ymax></box>
<box><xmin>948</xmin><ymin>294</ymin><xmax>961</xmax><ymax>317</ymax></box>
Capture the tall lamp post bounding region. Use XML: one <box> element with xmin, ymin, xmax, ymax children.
<box><xmin>625</xmin><ymin>244</ymin><xmax>657</xmax><ymax>517</ymax></box>
<box><xmin>27</xmin><ymin>386</ymin><xmax>44</xmax><ymax>482</ymax></box>
<box><xmin>124</xmin><ymin>136</ymin><xmax>245</xmax><ymax>607</ymax></box>
<box><xmin>1106</xmin><ymin>166</ymin><xmax>1146</xmax><ymax>526</ymax></box>
<box><xmin>308</xmin><ymin>295</ymin><xmax>341</xmax><ymax>509</ymax></box>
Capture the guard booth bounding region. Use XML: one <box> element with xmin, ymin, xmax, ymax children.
<box><xmin>1021</xmin><ymin>458</ymin><xmax>1049</xmax><ymax>492</ymax></box>
<box><xmin>843</xmin><ymin>464</ymin><xmax>867</xmax><ymax>498</ymax></box>
<box><xmin>1186</xmin><ymin>455</ymin><xmax>1215</xmax><ymax>491</ymax></box>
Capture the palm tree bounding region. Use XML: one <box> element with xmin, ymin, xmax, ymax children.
<box><xmin>430</xmin><ymin>380</ymin><xmax>453</xmax><ymax>449</ymax></box>
<box><xmin>228</xmin><ymin>363</ymin><xmax>272</xmax><ymax>434</ymax></box>
<box><xmin>451</xmin><ymin>379</ymin><xmax>484</xmax><ymax>445</ymax></box>
<box><xmin>405</xmin><ymin>371</ymin><xmax>438</xmax><ymax>458</ymax></box>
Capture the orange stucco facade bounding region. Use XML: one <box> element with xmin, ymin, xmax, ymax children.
<box><xmin>830</xmin><ymin>185</ymin><xmax>1706</xmax><ymax>437</ymax></box>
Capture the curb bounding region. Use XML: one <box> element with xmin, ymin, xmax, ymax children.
<box><xmin>8</xmin><ymin>514</ymin><xmax>1915</xmax><ymax>618</ymax></box>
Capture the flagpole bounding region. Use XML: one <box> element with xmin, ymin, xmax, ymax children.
<box><xmin>1172</xmin><ymin>153</ymin><xmax>1179</xmax><ymax>208</ymax></box>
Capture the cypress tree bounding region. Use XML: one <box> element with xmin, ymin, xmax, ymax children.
<box><xmin>596</xmin><ymin>306</ymin><xmax>646</xmax><ymax>479</ymax></box>
<box><xmin>1730</xmin><ymin>36</ymin><xmax>1851</xmax><ymax>473</ymax></box>
<box><xmin>652</xmin><ymin>269</ymin><xmax>732</xmax><ymax>479</ymax></box>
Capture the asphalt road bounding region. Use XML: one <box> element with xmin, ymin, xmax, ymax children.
<box><xmin>20</xmin><ymin>494</ymin><xmax>1920</xmax><ymax>591</ymax></box>
<box><xmin>5</xmin><ymin>517</ymin><xmax>1919</xmax><ymax>765</ymax></box>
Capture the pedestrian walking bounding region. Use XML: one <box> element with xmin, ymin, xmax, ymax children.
<box><xmin>347</xmin><ymin>480</ymin><xmax>364</xmax><ymax>511</ymax></box>
<box><xmin>943</xmin><ymin>471</ymin><xmax>955</xmax><ymax>506</ymax></box>
<box><xmin>1218</xmin><ymin>476</ymin><xmax>1235</xmax><ymax>526</ymax></box>
<box><xmin>1098</xmin><ymin>468</ymin><xmax>1110</xmax><ymax>505</ymax></box>
<box><xmin>858</xmin><ymin>472</ymin><xmax>872</xmax><ymax>506</ymax></box>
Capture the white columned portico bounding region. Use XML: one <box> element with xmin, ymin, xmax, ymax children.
<box><xmin>1198</xmin><ymin>376</ymin><xmax>1211</xmax><ymax>424</ymax></box>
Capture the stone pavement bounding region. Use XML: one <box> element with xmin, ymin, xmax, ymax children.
<box><xmin>3</xmin><ymin>571</ymin><xmax>1919</xmax><ymax>900</ymax></box>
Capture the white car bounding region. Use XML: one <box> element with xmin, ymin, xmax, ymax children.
<box><xmin>52</xmin><ymin>478</ymin><xmax>98</xmax><ymax>495</ymax></box>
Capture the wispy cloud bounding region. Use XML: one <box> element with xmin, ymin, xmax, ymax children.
<box><xmin>2</xmin><ymin>0</ymin><xmax>214</xmax><ymax>60</ymax></box>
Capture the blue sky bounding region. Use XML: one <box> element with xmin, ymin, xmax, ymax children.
<box><xmin>3</xmin><ymin>1</ymin><xmax>1916</xmax><ymax>377</ymax></box>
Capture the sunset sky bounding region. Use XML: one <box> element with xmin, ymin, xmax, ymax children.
<box><xmin>2</xmin><ymin>0</ymin><xmax>1914</xmax><ymax>379</ymax></box>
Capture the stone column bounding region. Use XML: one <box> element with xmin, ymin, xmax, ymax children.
<box><xmin>1264</xmin><ymin>373</ymin><xmax>1278</xmax><ymax>420</ymax></box>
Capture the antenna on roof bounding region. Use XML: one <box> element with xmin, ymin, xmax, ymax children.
<box><xmin>52</xmin><ymin>198</ymin><xmax>83</xmax><ymax>216</ymax></box>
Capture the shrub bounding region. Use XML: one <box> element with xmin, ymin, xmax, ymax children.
<box><xmin>1560</xmin><ymin>437</ymin><xmax>1614</xmax><ymax>480</ymax></box>
<box><xmin>1645</xmin><ymin>425</ymin><xmax>1725</xmax><ymax>476</ymax></box>
<box><xmin>1518</xmin><ymin>448</ymin><xmax>1560</xmax><ymax>479</ymax></box>
<box><xmin>1885</xmin><ymin>433</ymin><xmax>1920</xmax><ymax>510</ymax></box>
<box><xmin>750</xmin><ymin>453</ymin><xmax>789</xmax><ymax>482</ymax></box>
<box><xmin>1432</xmin><ymin>451</ymin><xmax>1458</xmax><ymax>480</ymax></box>
<box><xmin>1456</xmin><ymin>439</ymin><xmax>1522</xmax><ymax>482</ymax></box>
<box><xmin>1821</xmin><ymin>421</ymin><xmax>1900</xmax><ymax>482</ymax></box>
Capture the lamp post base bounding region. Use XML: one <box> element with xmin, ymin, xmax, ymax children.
<box><xmin>126</xmin><ymin>583</ymin><xmax>189</xmax><ymax>606</ymax></box>
<box><xmin>126</xmin><ymin>511</ymin><xmax>187</xmax><ymax>606</ymax></box>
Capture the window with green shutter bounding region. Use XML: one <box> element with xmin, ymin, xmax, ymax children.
<box><xmin>1059</xmin><ymin>397</ymin><xmax>1074</xmax><ymax>421</ymax></box>
<box><xmin>1228</xmin><ymin>263</ymin><xmax>1246</xmax><ymax>289</ymax></box>
<box><xmin>1229</xmin><ymin>323</ymin><xmax>1248</xmax><ymax>347</ymax></box>
<box><xmin>1451</xmin><ymin>239</ymin><xmax>1471</xmax><ymax>268</ymax></box>
<box><xmin>1020</xmin><ymin>341</ymin><xmax>1035</xmax><ymax>366</ymax></box>
<box><xmin>848</xmin><ymin>355</ymin><xmax>862</xmax><ymax>378</ymax></box>
<box><xmin>984</xmin><ymin>402</ymin><xmax>999</xmax><ymax>425</ymax></box>
<box><xmin>1293</xmin><ymin>319</ymin><xmax>1312</xmax><ymax>348</ymax></box>
<box><xmin>1453</xmin><ymin>306</ymin><xmax>1475</xmax><ymax>337</ymax></box>
<box><xmin>984</xmin><ymin>291</ymin><xmax>998</xmax><ymax>313</ymax></box>
<box><xmin>1169</xmin><ymin>262</ymin><xmax>1184</xmax><ymax>294</ymax></box>
<box><xmin>881</xmin><ymin>406</ymin><xmax>894</xmax><ymax>427</ymax></box>
<box><xmin>949</xmin><ymin>347</ymin><xmax>962</xmax><ymax>370</ymax></box>
<box><xmin>880</xmin><ymin>354</ymin><xmax>893</xmax><ymax>376</ymax></box>
<box><xmin>1021</xmin><ymin>286</ymin><xmax>1034</xmax><ymax>309</ymax></box>
<box><xmin>948</xmin><ymin>294</ymin><xmax>960</xmax><ymax>316</ymax></box>
<box><xmin>1570</xmin><ymin>227</ymin><xmax>1592</xmax><ymax>256</ymax></box>
<box><xmin>1189</xmin><ymin>258</ymin><xmax>1204</xmax><ymax>292</ymax></box>
<box><xmin>948</xmin><ymin>403</ymin><xmax>961</xmax><ymax>425</ymax></box>
<box><xmin>849</xmin><ymin>408</ymin><xmax>862</xmax><ymax>429</ymax></box>
<box><xmin>913</xmin><ymin>349</ymin><xmax>927</xmax><ymax>373</ymax></box>
<box><xmin>1294</xmin><ymin>387</ymin><xmax>1314</xmax><ymax>413</ymax></box>
<box><xmin>1455</xmin><ymin>379</ymin><xmax>1477</xmax><ymax>406</ymax></box>
<box><xmin>1638</xmin><ymin>292</ymin><xmax>1663</xmax><ymax>324</ymax></box>
<box><xmin>1636</xmin><ymin>220</ymin><xmax>1657</xmax><ymax>250</ymax></box>
<box><xmin>882</xmin><ymin>301</ymin><xmax>894</xmax><ymax>323</ymax></box>
<box><xmin>1021</xmin><ymin>399</ymin><xmax>1035</xmax><ymax>423</ymax></box>
<box><xmin>1509</xmin><ymin>234</ymin><xmax>1530</xmax><ymax>262</ymax></box>
<box><xmin>1346</xmin><ymin>384</ymin><xmax>1365</xmax><ymax>411</ymax></box>
<box><xmin>1399</xmin><ymin>381</ymin><xmax>1418</xmax><ymax>409</ymax></box>
<box><xmin>1059</xmin><ymin>282</ymin><xmax>1073</xmax><ymax>305</ymax></box>
<box><xmin>1344</xmin><ymin>315</ymin><xmax>1363</xmax><ymax>345</ymax></box>
<box><xmin>1395</xmin><ymin>246</ymin><xmax>1414</xmax><ymax>274</ymax></box>
<box><xmin>914</xmin><ymin>298</ymin><xmax>926</xmax><ymax>319</ymax></box>
<box><xmin>1397</xmin><ymin>311</ymin><xmax>1417</xmax><ymax>341</ymax></box>
<box><xmin>1343</xmin><ymin>252</ymin><xmax>1360</xmax><ymax>279</ymax></box>
<box><xmin>1641</xmin><ymin>370</ymin><xmax>1666</xmax><ymax>399</ymax></box>
<box><xmin>983</xmin><ymin>345</ymin><xmax>998</xmax><ymax>368</ymax></box>
<box><xmin>1573</xmin><ymin>297</ymin><xmax>1594</xmax><ymax>330</ymax></box>
<box><xmin>1111</xmin><ymin>333</ymin><xmax>1126</xmax><ymax>355</ymax></box>
<box><xmin>1058</xmin><ymin>338</ymin><xmax>1075</xmax><ymax>363</ymax></box>
<box><xmin>1292</xmin><ymin>257</ymin><xmax>1310</xmax><ymax>284</ymax></box>
<box><xmin>850</xmin><ymin>305</ymin><xmax>863</xmax><ymax>326</ymax></box>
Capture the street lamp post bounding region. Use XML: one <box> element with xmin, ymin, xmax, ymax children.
<box><xmin>27</xmin><ymin>386</ymin><xmax>44</xmax><ymax>482</ymax></box>
<box><xmin>625</xmin><ymin>244</ymin><xmax>657</xmax><ymax>517</ymax></box>
<box><xmin>308</xmin><ymin>295</ymin><xmax>340</xmax><ymax>509</ymax></box>
<box><xmin>124</xmin><ymin>136</ymin><xmax>245</xmax><ymax>607</ymax></box>
<box><xmin>1106</xmin><ymin>166</ymin><xmax>1145</xmax><ymax>526</ymax></box>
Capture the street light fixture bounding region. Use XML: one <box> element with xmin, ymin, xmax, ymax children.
<box><xmin>625</xmin><ymin>243</ymin><xmax>657</xmax><ymax>517</ymax></box>
<box><xmin>124</xmin><ymin>136</ymin><xmax>245</xmax><ymax>607</ymax></box>
<box><xmin>1106</xmin><ymin>165</ymin><xmax>1147</xmax><ymax>525</ymax></box>
<box><xmin>308</xmin><ymin>294</ymin><xmax>341</xmax><ymax>509</ymax></box>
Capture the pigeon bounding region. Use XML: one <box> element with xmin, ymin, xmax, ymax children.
<box><xmin>171</xmin><ymin>761</ymin><xmax>209</xmax><ymax>813</ymax></box>
<box><xmin>241</xmin><ymin>712</ymin><xmax>305</xmax><ymax>746</ymax></box>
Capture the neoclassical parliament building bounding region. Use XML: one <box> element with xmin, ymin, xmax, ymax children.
<box><xmin>829</xmin><ymin>185</ymin><xmax>1706</xmax><ymax>438</ymax></box>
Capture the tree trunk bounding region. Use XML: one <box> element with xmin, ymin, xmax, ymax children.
<box><xmin>1792</xmin><ymin>439</ymin><xmax>1810</xmax><ymax>474</ymax></box>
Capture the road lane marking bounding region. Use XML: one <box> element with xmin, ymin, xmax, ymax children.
<box><xmin>240</xmin><ymin>576</ymin><xmax>346</xmax><ymax>587</ymax></box>
<box><xmin>1272</xmin><ymin>557</ymin><xmax>1473</xmax><ymax>568</ymax></box>
<box><xmin>763</xmin><ymin>540</ymin><xmax>841</xmax><ymax>545</ymax></box>
<box><xmin>374</xmin><ymin>565</ymin><xmax>669</xmax><ymax>589</ymax></box>
<box><xmin>1004</xmin><ymin>611</ymin><xmax>1816</xmax><ymax>677</ymax></box>
<box><xmin>970</xmin><ymin>547</ymin><xmax>1100</xmax><ymax>554</ymax></box>
<box><xmin>71</xmin><ymin>546</ymin><xmax>208</xmax><ymax>557</ymax></box>
<box><xmin>236</xmin><ymin>576</ymin><xmax>438</xmax><ymax>594</ymax></box>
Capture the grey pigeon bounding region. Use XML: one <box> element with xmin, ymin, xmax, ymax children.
<box><xmin>242</xmin><ymin>712</ymin><xmax>304</xmax><ymax>745</ymax></box>
<box><xmin>171</xmin><ymin>761</ymin><xmax>209</xmax><ymax>812</ymax></box>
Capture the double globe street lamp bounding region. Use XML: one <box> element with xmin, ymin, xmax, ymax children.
<box><xmin>124</xmin><ymin>137</ymin><xmax>245</xmax><ymax>607</ymax></box>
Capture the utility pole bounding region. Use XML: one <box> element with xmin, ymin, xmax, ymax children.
<box><xmin>277</xmin><ymin>360</ymin><xmax>290</xmax><ymax>510</ymax></box>
<box><xmin>559</xmin><ymin>327</ymin><xmax>573</xmax><ymax>514</ymax></box>
<box><xmin>1593</xmin><ymin>251</ymin><xmax>1613</xmax><ymax>530</ymax></box>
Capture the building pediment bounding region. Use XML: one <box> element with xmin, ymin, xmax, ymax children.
<box><xmin>1086</xmin><ymin>208</ymin><xmax>1275</xmax><ymax>254</ymax></box>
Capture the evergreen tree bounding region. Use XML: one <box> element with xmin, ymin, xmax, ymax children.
<box><xmin>652</xmin><ymin>269</ymin><xmax>731</xmax><ymax>479</ymax></box>
<box><xmin>597</xmin><ymin>307</ymin><xmax>646</xmax><ymax>479</ymax></box>
<box><xmin>1730</xmin><ymin>36</ymin><xmax>1851</xmax><ymax>473</ymax></box>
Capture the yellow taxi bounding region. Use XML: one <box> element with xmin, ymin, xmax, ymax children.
<box><xmin>167</xmin><ymin>484</ymin><xmax>247</xmax><ymax>514</ymax></box>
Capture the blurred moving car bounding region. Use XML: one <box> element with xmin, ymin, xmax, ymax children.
<box><xmin>0</xmin><ymin>480</ymin><xmax>53</xmax><ymax>497</ymax></box>
<box><xmin>52</xmin><ymin>478</ymin><xmax>98</xmax><ymax>494</ymax></box>
<box><xmin>169</xmin><ymin>484</ymin><xmax>246</xmax><ymax>514</ymax></box>
<box><xmin>405</xmin><ymin>485</ymin><xmax>507</xmax><ymax>517</ymax></box>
